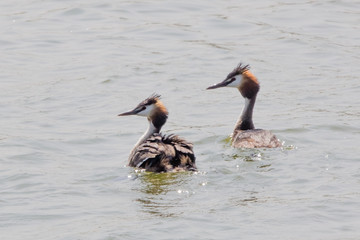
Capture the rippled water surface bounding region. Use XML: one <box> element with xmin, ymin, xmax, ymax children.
<box><xmin>1</xmin><ymin>0</ymin><xmax>360</xmax><ymax>239</ymax></box>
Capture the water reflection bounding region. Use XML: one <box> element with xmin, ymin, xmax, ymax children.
<box><xmin>228</xmin><ymin>148</ymin><xmax>264</xmax><ymax>162</ymax></box>
<box><xmin>229</xmin><ymin>191</ymin><xmax>260</xmax><ymax>207</ymax></box>
<box><xmin>137</xmin><ymin>172</ymin><xmax>187</xmax><ymax>195</ymax></box>
<box><xmin>133</xmin><ymin>172</ymin><xmax>193</xmax><ymax>218</ymax></box>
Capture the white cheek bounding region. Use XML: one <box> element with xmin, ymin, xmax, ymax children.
<box><xmin>137</xmin><ymin>104</ymin><xmax>155</xmax><ymax>117</ymax></box>
<box><xmin>227</xmin><ymin>75</ymin><xmax>242</xmax><ymax>88</ymax></box>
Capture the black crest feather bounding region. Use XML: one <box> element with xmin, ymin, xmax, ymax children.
<box><xmin>141</xmin><ymin>93</ymin><xmax>161</xmax><ymax>106</ymax></box>
<box><xmin>226</xmin><ymin>63</ymin><xmax>250</xmax><ymax>79</ymax></box>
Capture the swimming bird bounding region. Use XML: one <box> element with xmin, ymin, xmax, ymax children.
<box><xmin>207</xmin><ymin>63</ymin><xmax>281</xmax><ymax>148</ymax></box>
<box><xmin>118</xmin><ymin>94</ymin><xmax>196</xmax><ymax>172</ymax></box>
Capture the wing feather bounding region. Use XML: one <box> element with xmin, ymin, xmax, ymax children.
<box><xmin>128</xmin><ymin>133</ymin><xmax>196</xmax><ymax>172</ymax></box>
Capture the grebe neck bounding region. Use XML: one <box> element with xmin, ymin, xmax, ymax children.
<box><xmin>234</xmin><ymin>96</ymin><xmax>256</xmax><ymax>131</ymax></box>
<box><xmin>128</xmin><ymin>121</ymin><xmax>159</xmax><ymax>164</ymax></box>
<box><xmin>136</xmin><ymin>121</ymin><xmax>160</xmax><ymax>146</ymax></box>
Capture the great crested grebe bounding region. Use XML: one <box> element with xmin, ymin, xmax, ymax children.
<box><xmin>207</xmin><ymin>63</ymin><xmax>281</xmax><ymax>148</ymax></box>
<box><xmin>118</xmin><ymin>94</ymin><xmax>196</xmax><ymax>172</ymax></box>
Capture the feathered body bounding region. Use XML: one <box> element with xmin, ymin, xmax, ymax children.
<box><xmin>119</xmin><ymin>94</ymin><xmax>196</xmax><ymax>172</ymax></box>
<box><xmin>129</xmin><ymin>133</ymin><xmax>196</xmax><ymax>172</ymax></box>
<box><xmin>207</xmin><ymin>63</ymin><xmax>281</xmax><ymax>148</ymax></box>
<box><xmin>232</xmin><ymin>129</ymin><xmax>280</xmax><ymax>148</ymax></box>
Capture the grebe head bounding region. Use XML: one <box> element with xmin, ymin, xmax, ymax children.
<box><xmin>207</xmin><ymin>63</ymin><xmax>259</xmax><ymax>99</ymax></box>
<box><xmin>118</xmin><ymin>94</ymin><xmax>168</xmax><ymax>129</ymax></box>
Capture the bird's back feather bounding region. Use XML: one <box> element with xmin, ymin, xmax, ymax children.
<box><xmin>129</xmin><ymin>133</ymin><xmax>196</xmax><ymax>172</ymax></box>
<box><xmin>232</xmin><ymin>129</ymin><xmax>281</xmax><ymax>148</ymax></box>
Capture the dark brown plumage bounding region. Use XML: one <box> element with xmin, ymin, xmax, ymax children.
<box><xmin>129</xmin><ymin>134</ymin><xmax>196</xmax><ymax>172</ymax></box>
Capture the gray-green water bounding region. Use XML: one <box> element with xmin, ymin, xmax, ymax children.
<box><xmin>1</xmin><ymin>1</ymin><xmax>360</xmax><ymax>239</ymax></box>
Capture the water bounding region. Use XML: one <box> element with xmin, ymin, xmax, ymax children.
<box><xmin>1</xmin><ymin>0</ymin><xmax>360</xmax><ymax>239</ymax></box>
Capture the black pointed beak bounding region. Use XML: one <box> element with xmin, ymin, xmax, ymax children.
<box><xmin>206</xmin><ymin>79</ymin><xmax>229</xmax><ymax>90</ymax></box>
<box><xmin>118</xmin><ymin>108</ymin><xmax>139</xmax><ymax>116</ymax></box>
